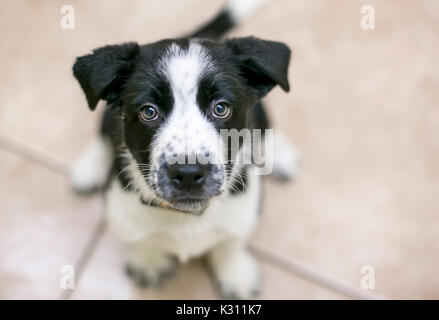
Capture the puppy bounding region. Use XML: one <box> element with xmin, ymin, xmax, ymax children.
<box><xmin>70</xmin><ymin>0</ymin><xmax>297</xmax><ymax>299</ymax></box>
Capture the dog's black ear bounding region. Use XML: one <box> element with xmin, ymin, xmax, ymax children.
<box><xmin>225</xmin><ymin>37</ymin><xmax>291</xmax><ymax>98</ymax></box>
<box><xmin>73</xmin><ymin>42</ymin><xmax>140</xmax><ymax>110</ymax></box>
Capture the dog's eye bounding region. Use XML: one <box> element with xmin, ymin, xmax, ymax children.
<box><xmin>212</xmin><ymin>102</ymin><xmax>231</xmax><ymax>119</ymax></box>
<box><xmin>139</xmin><ymin>104</ymin><xmax>158</xmax><ymax>122</ymax></box>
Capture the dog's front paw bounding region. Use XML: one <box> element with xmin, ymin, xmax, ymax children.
<box><xmin>70</xmin><ymin>137</ymin><xmax>113</xmax><ymax>195</ymax></box>
<box><xmin>125</xmin><ymin>261</ymin><xmax>176</xmax><ymax>288</ymax></box>
<box><xmin>125</xmin><ymin>248</ymin><xmax>177</xmax><ymax>288</ymax></box>
<box><xmin>209</xmin><ymin>247</ymin><xmax>261</xmax><ymax>299</ymax></box>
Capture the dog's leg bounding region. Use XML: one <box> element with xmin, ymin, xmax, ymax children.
<box><xmin>208</xmin><ymin>240</ymin><xmax>260</xmax><ymax>299</ymax></box>
<box><xmin>267</xmin><ymin>132</ymin><xmax>299</xmax><ymax>181</ymax></box>
<box><xmin>125</xmin><ymin>244</ymin><xmax>177</xmax><ymax>288</ymax></box>
<box><xmin>70</xmin><ymin>135</ymin><xmax>113</xmax><ymax>194</ymax></box>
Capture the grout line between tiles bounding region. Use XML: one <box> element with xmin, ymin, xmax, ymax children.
<box><xmin>250</xmin><ymin>244</ymin><xmax>386</xmax><ymax>300</ymax></box>
<box><xmin>0</xmin><ymin>134</ymin><xmax>109</xmax><ymax>299</ymax></box>
<box><xmin>60</xmin><ymin>211</ymin><xmax>107</xmax><ymax>300</ymax></box>
<box><xmin>0</xmin><ymin>134</ymin><xmax>386</xmax><ymax>299</ymax></box>
<box><xmin>0</xmin><ymin>134</ymin><xmax>69</xmax><ymax>177</ymax></box>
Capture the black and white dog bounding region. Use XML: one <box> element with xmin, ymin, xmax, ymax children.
<box><xmin>71</xmin><ymin>0</ymin><xmax>297</xmax><ymax>299</ymax></box>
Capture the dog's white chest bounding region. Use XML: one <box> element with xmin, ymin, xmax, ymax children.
<box><xmin>140</xmin><ymin>224</ymin><xmax>228</xmax><ymax>262</ymax></box>
<box><xmin>106</xmin><ymin>168</ymin><xmax>260</xmax><ymax>262</ymax></box>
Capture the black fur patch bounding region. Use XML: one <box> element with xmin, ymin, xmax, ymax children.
<box><xmin>191</xmin><ymin>9</ymin><xmax>235</xmax><ymax>41</ymax></box>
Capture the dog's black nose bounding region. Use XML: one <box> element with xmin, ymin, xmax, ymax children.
<box><xmin>167</xmin><ymin>164</ymin><xmax>207</xmax><ymax>192</ymax></box>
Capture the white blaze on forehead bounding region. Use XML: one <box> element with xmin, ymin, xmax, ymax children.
<box><xmin>151</xmin><ymin>42</ymin><xmax>224</xmax><ymax>169</ymax></box>
<box><xmin>165</xmin><ymin>42</ymin><xmax>210</xmax><ymax>101</ymax></box>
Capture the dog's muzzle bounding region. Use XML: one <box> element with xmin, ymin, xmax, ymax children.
<box><xmin>155</xmin><ymin>156</ymin><xmax>224</xmax><ymax>213</ymax></box>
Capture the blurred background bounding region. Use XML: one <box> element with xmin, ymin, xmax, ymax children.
<box><xmin>0</xmin><ymin>0</ymin><xmax>438</xmax><ymax>299</ymax></box>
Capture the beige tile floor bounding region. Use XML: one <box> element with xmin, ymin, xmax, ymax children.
<box><xmin>0</xmin><ymin>0</ymin><xmax>438</xmax><ymax>299</ymax></box>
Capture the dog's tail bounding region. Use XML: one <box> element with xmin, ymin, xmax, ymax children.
<box><xmin>190</xmin><ymin>0</ymin><xmax>271</xmax><ymax>40</ymax></box>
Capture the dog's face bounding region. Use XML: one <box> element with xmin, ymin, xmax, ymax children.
<box><xmin>73</xmin><ymin>37</ymin><xmax>290</xmax><ymax>213</ymax></box>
